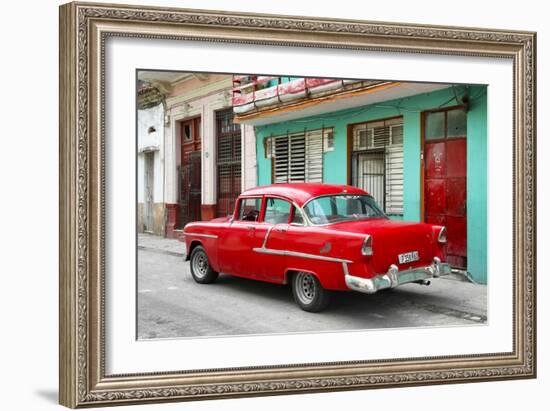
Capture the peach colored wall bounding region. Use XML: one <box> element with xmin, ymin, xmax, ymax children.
<box><xmin>167</xmin><ymin>74</ymin><xmax>232</xmax><ymax>98</ymax></box>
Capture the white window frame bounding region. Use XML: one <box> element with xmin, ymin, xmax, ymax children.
<box><xmin>323</xmin><ymin>129</ymin><xmax>335</xmax><ymax>152</ymax></box>
<box><xmin>351</xmin><ymin>118</ymin><xmax>404</xmax><ymax>215</ymax></box>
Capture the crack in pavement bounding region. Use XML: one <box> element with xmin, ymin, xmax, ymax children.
<box><xmin>405</xmin><ymin>299</ymin><xmax>487</xmax><ymax>323</ymax></box>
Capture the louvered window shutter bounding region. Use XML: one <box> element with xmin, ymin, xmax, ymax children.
<box><xmin>371</xmin><ymin>126</ymin><xmax>389</xmax><ymax>148</ymax></box>
<box><xmin>385</xmin><ymin>125</ymin><xmax>404</xmax><ymax>214</ymax></box>
<box><xmin>305</xmin><ymin>130</ymin><xmax>323</xmax><ymax>182</ymax></box>
<box><xmin>288</xmin><ymin>134</ymin><xmax>306</xmax><ymax>182</ymax></box>
<box><xmin>271</xmin><ymin>129</ymin><xmax>327</xmax><ymax>183</ymax></box>
<box><xmin>273</xmin><ymin>136</ymin><xmax>289</xmax><ymax>183</ymax></box>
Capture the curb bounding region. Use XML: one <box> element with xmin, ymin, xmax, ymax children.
<box><xmin>137</xmin><ymin>245</ymin><xmax>186</xmax><ymax>258</ymax></box>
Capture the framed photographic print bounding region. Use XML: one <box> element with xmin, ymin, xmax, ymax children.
<box><xmin>59</xmin><ymin>1</ymin><xmax>537</xmax><ymax>408</ymax></box>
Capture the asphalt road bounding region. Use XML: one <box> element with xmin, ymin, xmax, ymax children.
<box><xmin>137</xmin><ymin>248</ymin><xmax>487</xmax><ymax>339</ymax></box>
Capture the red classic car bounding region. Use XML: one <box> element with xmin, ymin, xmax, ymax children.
<box><xmin>183</xmin><ymin>183</ymin><xmax>451</xmax><ymax>312</ymax></box>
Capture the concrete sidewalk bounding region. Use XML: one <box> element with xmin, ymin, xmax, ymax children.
<box><xmin>138</xmin><ymin>233</ymin><xmax>186</xmax><ymax>257</ymax></box>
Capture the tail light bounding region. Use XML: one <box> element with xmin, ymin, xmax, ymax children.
<box><xmin>361</xmin><ymin>235</ymin><xmax>373</xmax><ymax>256</ymax></box>
<box><xmin>438</xmin><ymin>227</ymin><xmax>447</xmax><ymax>243</ymax></box>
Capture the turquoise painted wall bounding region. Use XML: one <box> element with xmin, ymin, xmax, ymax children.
<box><xmin>466</xmin><ymin>88</ymin><xmax>488</xmax><ymax>283</ymax></box>
<box><xmin>403</xmin><ymin>112</ymin><xmax>421</xmax><ymax>222</ymax></box>
<box><xmin>255</xmin><ymin>85</ymin><xmax>487</xmax><ymax>282</ymax></box>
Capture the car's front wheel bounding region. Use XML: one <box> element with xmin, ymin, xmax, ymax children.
<box><xmin>291</xmin><ymin>271</ymin><xmax>331</xmax><ymax>312</ymax></box>
<box><xmin>189</xmin><ymin>245</ymin><xmax>219</xmax><ymax>284</ymax></box>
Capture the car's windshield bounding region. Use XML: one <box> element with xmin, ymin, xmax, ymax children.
<box><xmin>303</xmin><ymin>195</ymin><xmax>387</xmax><ymax>225</ymax></box>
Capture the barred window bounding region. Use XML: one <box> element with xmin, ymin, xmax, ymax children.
<box><xmin>351</xmin><ymin>118</ymin><xmax>404</xmax><ymax>215</ymax></box>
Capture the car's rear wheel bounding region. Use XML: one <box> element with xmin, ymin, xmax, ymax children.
<box><xmin>189</xmin><ymin>245</ymin><xmax>219</xmax><ymax>284</ymax></box>
<box><xmin>291</xmin><ymin>271</ymin><xmax>331</xmax><ymax>312</ymax></box>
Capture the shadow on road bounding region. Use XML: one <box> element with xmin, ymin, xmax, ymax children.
<box><xmin>206</xmin><ymin>273</ymin><xmax>479</xmax><ymax>319</ymax></box>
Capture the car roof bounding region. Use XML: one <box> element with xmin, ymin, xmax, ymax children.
<box><xmin>240</xmin><ymin>183</ymin><xmax>369</xmax><ymax>207</ymax></box>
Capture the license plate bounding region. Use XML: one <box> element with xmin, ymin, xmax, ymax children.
<box><xmin>398</xmin><ymin>251</ymin><xmax>419</xmax><ymax>264</ymax></box>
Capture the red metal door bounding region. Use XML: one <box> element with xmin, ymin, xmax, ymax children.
<box><xmin>222</xmin><ymin>221</ymin><xmax>288</xmax><ymax>282</ymax></box>
<box><xmin>424</xmin><ymin>137</ymin><xmax>467</xmax><ymax>269</ymax></box>
<box><xmin>219</xmin><ymin>197</ymin><xmax>262</xmax><ymax>276</ymax></box>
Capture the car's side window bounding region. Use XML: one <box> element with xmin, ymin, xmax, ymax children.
<box><xmin>264</xmin><ymin>198</ymin><xmax>291</xmax><ymax>225</ymax></box>
<box><xmin>304</xmin><ymin>197</ymin><xmax>332</xmax><ymax>224</ymax></box>
<box><xmin>237</xmin><ymin>198</ymin><xmax>262</xmax><ymax>222</ymax></box>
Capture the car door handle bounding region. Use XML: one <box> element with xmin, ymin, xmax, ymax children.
<box><xmin>274</xmin><ymin>227</ymin><xmax>287</xmax><ymax>233</ymax></box>
<box><xmin>247</xmin><ymin>226</ymin><xmax>256</xmax><ymax>231</ymax></box>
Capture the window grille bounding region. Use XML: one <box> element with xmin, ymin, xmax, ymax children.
<box><xmin>351</xmin><ymin>118</ymin><xmax>404</xmax><ymax>215</ymax></box>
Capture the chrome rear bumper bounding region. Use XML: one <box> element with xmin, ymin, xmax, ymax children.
<box><xmin>345</xmin><ymin>257</ymin><xmax>451</xmax><ymax>294</ymax></box>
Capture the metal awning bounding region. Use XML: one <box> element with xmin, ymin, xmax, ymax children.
<box><xmin>234</xmin><ymin>81</ymin><xmax>452</xmax><ymax>126</ymax></box>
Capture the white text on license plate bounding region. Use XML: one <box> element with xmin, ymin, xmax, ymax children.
<box><xmin>398</xmin><ymin>251</ymin><xmax>419</xmax><ymax>264</ymax></box>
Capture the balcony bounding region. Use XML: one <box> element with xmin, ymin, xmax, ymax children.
<box><xmin>233</xmin><ymin>76</ymin><xmax>386</xmax><ymax>115</ymax></box>
<box><xmin>232</xmin><ymin>75</ymin><xmax>451</xmax><ymax>126</ymax></box>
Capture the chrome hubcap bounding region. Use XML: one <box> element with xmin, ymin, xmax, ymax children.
<box><xmin>192</xmin><ymin>251</ymin><xmax>209</xmax><ymax>278</ymax></box>
<box><xmin>295</xmin><ymin>272</ymin><xmax>316</xmax><ymax>303</ymax></box>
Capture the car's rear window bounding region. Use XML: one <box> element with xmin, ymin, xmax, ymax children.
<box><xmin>303</xmin><ymin>195</ymin><xmax>386</xmax><ymax>225</ymax></box>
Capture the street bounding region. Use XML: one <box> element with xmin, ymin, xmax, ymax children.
<box><xmin>137</xmin><ymin>234</ymin><xmax>487</xmax><ymax>339</ymax></box>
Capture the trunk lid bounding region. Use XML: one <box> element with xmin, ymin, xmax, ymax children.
<box><xmin>328</xmin><ymin>218</ymin><xmax>438</xmax><ymax>273</ymax></box>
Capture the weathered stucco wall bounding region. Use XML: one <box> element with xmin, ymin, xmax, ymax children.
<box><xmin>137</xmin><ymin>104</ymin><xmax>165</xmax><ymax>204</ymax></box>
<box><xmin>241</xmin><ymin>124</ymin><xmax>258</xmax><ymax>190</ymax></box>
<box><xmin>137</xmin><ymin>203</ymin><xmax>165</xmax><ymax>236</ymax></box>
<box><xmin>164</xmin><ymin>76</ymin><xmax>233</xmax><ymax>206</ymax></box>
<box><xmin>137</xmin><ymin>103</ymin><xmax>166</xmax><ymax>237</ymax></box>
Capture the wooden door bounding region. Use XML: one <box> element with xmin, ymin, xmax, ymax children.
<box><xmin>185</xmin><ymin>151</ymin><xmax>202</xmax><ymax>223</ymax></box>
<box><xmin>424</xmin><ymin>108</ymin><xmax>467</xmax><ymax>269</ymax></box>
<box><xmin>178</xmin><ymin>117</ymin><xmax>201</xmax><ymax>227</ymax></box>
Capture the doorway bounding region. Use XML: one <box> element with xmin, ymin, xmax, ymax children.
<box><xmin>423</xmin><ymin>107</ymin><xmax>467</xmax><ymax>269</ymax></box>
<box><xmin>178</xmin><ymin>117</ymin><xmax>202</xmax><ymax>227</ymax></box>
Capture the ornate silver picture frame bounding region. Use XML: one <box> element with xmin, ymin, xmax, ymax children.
<box><xmin>59</xmin><ymin>1</ymin><xmax>536</xmax><ymax>408</ymax></box>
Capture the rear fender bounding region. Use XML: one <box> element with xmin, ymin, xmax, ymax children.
<box><xmin>284</xmin><ymin>268</ymin><xmax>321</xmax><ymax>286</ymax></box>
<box><xmin>284</xmin><ymin>267</ymin><xmax>349</xmax><ymax>290</ymax></box>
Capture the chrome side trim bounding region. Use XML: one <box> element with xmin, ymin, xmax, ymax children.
<box><xmin>342</xmin><ymin>262</ymin><xmax>350</xmax><ymax>276</ymax></box>
<box><xmin>345</xmin><ymin>257</ymin><xmax>452</xmax><ymax>294</ymax></box>
<box><xmin>182</xmin><ymin>233</ymin><xmax>218</xmax><ymax>239</ymax></box>
<box><xmin>261</xmin><ymin>226</ymin><xmax>274</xmax><ymax>248</ymax></box>
<box><xmin>292</xmin><ymin>203</ymin><xmax>310</xmax><ymax>227</ymax></box>
<box><xmin>252</xmin><ymin>247</ymin><xmax>353</xmax><ymax>264</ymax></box>
<box><xmin>438</xmin><ymin>226</ymin><xmax>447</xmax><ymax>243</ymax></box>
